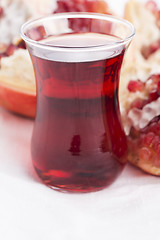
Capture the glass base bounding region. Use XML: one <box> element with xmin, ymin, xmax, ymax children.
<box><xmin>34</xmin><ymin>165</ymin><xmax>124</xmax><ymax>193</ymax></box>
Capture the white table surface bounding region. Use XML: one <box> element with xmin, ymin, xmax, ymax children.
<box><xmin>1</xmin><ymin>0</ymin><xmax>160</xmax><ymax>239</ymax></box>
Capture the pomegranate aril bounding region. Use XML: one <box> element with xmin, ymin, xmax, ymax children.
<box><xmin>127</xmin><ymin>114</ymin><xmax>160</xmax><ymax>171</ymax></box>
<box><xmin>6</xmin><ymin>44</ymin><xmax>17</xmax><ymax>56</ymax></box>
<box><xmin>143</xmin><ymin>132</ymin><xmax>155</xmax><ymax>146</ymax></box>
<box><xmin>36</xmin><ymin>26</ymin><xmax>46</xmax><ymax>38</ymax></box>
<box><xmin>153</xmin><ymin>154</ymin><xmax>160</xmax><ymax>168</ymax></box>
<box><xmin>0</xmin><ymin>7</ymin><xmax>3</xmax><ymax>18</ymax></box>
<box><xmin>149</xmin><ymin>74</ymin><xmax>160</xmax><ymax>84</ymax></box>
<box><xmin>17</xmin><ymin>39</ymin><xmax>26</xmax><ymax>49</ymax></box>
<box><xmin>145</xmin><ymin>0</ymin><xmax>158</xmax><ymax>13</ymax></box>
<box><xmin>130</xmin><ymin>98</ymin><xmax>145</xmax><ymax>110</ymax></box>
<box><xmin>157</xmin><ymin>81</ymin><xmax>160</xmax><ymax>92</ymax></box>
<box><xmin>148</xmin><ymin>90</ymin><xmax>160</xmax><ymax>103</ymax></box>
<box><xmin>27</xmin><ymin>26</ymin><xmax>46</xmax><ymax>41</ymax></box>
<box><xmin>152</xmin><ymin>135</ymin><xmax>160</xmax><ymax>150</ymax></box>
<box><xmin>141</xmin><ymin>40</ymin><xmax>160</xmax><ymax>59</ymax></box>
<box><xmin>156</xmin><ymin>10</ymin><xmax>160</xmax><ymax>28</ymax></box>
<box><xmin>129</xmin><ymin>127</ymin><xmax>141</xmax><ymax>139</ymax></box>
<box><xmin>138</xmin><ymin>147</ymin><xmax>152</xmax><ymax>161</ymax></box>
<box><xmin>157</xmin><ymin>144</ymin><xmax>160</xmax><ymax>158</ymax></box>
<box><xmin>128</xmin><ymin>80</ymin><xmax>144</xmax><ymax>92</ymax></box>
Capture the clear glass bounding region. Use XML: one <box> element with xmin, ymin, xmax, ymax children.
<box><xmin>21</xmin><ymin>13</ymin><xmax>135</xmax><ymax>193</ymax></box>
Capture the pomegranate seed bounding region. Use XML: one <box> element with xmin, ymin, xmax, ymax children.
<box><xmin>27</xmin><ymin>26</ymin><xmax>46</xmax><ymax>41</ymax></box>
<box><xmin>149</xmin><ymin>74</ymin><xmax>160</xmax><ymax>85</ymax></box>
<box><xmin>130</xmin><ymin>98</ymin><xmax>145</xmax><ymax>109</ymax></box>
<box><xmin>141</xmin><ymin>45</ymin><xmax>152</xmax><ymax>59</ymax></box>
<box><xmin>157</xmin><ymin>81</ymin><xmax>160</xmax><ymax>93</ymax></box>
<box><xmin>128</xmin><ymin>80</ymin><xmax>144</xmax><ymax>92</ymax></box>
<box><xmin>152</xmin><ymin>135</ymin><xmax>160</xmax><ymax>151</ymax></box>
<box><xmin>156</xmin><ymin>10</ymin><xmax>160</xmax><ymax>28</ymax></box>
<box><xmin>36</xmin><ymin>26</ymin><xmax>46</xmax><ymax>38</ymax></box>
<box><xmin>129</xmin><ymin>127</ymin><xmax>140</xmax><ymax>139</ymax></box>
<box><xmin>141</xmin><ymin>40</ymin><xmax>160</xmax><ymax>59</ymax></box>
<box><xmin>0</xmin><ymin>7</ymin><xmax>3</xmax><ymax>18</ymax></box>
<box><xmin>152</xmin><ymin>153</ymin><xmax>160</xmax><ymax>167</ymax></box>
<box><xmin>145</xmin><ymin>0</ymin><xmax>158</xmax><ymax>13</ymax></box>
<box><xmin>149</xmin><ymin>121</ymin><xmax>159</xmax><ymax>133</ymax></box>
<box><xmin>5</xmin><ymin>44</ymin><xmax>16</xmax><ymax>56</ymax></box>
<box><xmin>16</xmin><ymin>39</ymin><xmax>26</xmax><ymax>49</ymax></box>
<box><xmin>143</xmin><ymin>132</ymin><xmax>155</xmax><ymax>146</ymax></box>
<box><xmin>138</xmin><ymin>147</ymin><xmax>152</xmax><ymax>161</ymax></box>
<box><xmin>148</xmin><ymin>90</ymin><xmax>159</xmax><ymax>103</ymax></box>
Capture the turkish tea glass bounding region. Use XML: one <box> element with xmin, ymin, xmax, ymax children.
<box><xmin>21</xmin><ymin>13</ymin><xmax>135</xmax><ymax>193</ymax></box>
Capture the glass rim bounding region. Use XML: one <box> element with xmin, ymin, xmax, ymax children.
<box><xmin>20</xmin><ymin>12</ymin><xmax>135</xmax><ymax>52</ymax></box>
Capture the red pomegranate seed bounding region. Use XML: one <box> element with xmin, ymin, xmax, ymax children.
<box><xmin>138</xmin><ymin>147</ymin><xmax>152</xmax><ymax>161</ymax></box>
<box><xmin>150</xmin><ymin>74</ymin><xmax>160</xmax><ymax>83</ymax></box>
<box><xmin>129</xmin><ymin>127</ymin><xmax>141</xmax><ymax>139</ymax></box>
<box><xmin>16</xmin><ymin>39</ymin><xmax>26</xmax><ymax>49</ymax></box>
<box><xmin>157</xmin><ymin>144</ymin><xmax>160</xmax><ymax>158</ymax></box>
<box><xmin>0</xmin><ymin>7</ymin><xmax>3</xmax><ymax>18</ymax></box>
<box><xmin>148</xmin><ymin>90</ymin><xmax>159</xmax><ymax>103</ymax></box>
<box><xmin>6</xmin><ymin>44</ymin><xmax>17</xmax><ymax>56</ymax></box>
<box><xmin>156</xmin><ymin>10</ymin><xmax>160</xmax><ymax>28</ymax></box>
<box><xmin>128</xmin><ymin>80</ymin><xmax>144</xmax><ymax>92</ymax></box>
<box><xmin>157</xmin><ymin>81</ymin><xmax>160</xmax><ymax>93</ymax></box>
<box><xmin>153</xmin><ymin>154</ymin><xmax>160</xmax><ymax>167</ymax></box>
<box><xmin>130</xmin><ymin>98</ymin><xmax>145</xmax><ymax>109</ymax></box>
<box><xmin>145</xmin><ymin>0</ymin><xmax>158</xmax><ymax>13</ymax></box>
<box><xmin>143</xmin><ymin>132</ymin><xmax>155</xmax><ymax>146</ymax></box>
<box><xmin>152</xmin><ymin>135</ymin><xmax>160</xmax><ymax>150</ymax></box>
<box><xmin>27</xmin><ymin>26</ymin><xmax>46</xmax><ymax>41</ymax></box>
<box><xmin>141</xmin><ymin>40</ymin><xmax>160</xmax><ymax>59</ymax></box>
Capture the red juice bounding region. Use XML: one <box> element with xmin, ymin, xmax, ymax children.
<box><xmin>30</xmin><ymin>33</ymin><xmax>128</xmax><ymax>192</ymax></box>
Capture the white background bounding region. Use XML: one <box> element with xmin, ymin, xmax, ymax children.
<box><xmin>1</xmin><ymin>1</ymin><xmax>160</xmax><ymax>240</ymax></box>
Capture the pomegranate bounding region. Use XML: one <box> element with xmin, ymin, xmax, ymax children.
<box><xmin>125</xmin><ymin>74</ymin><xmax>160</xmax><ymax>175</ymax></box>
<box><xmin>0</xmin><ymin>0</ymin><xmax>112</xmax><ymax>118</ymax></box>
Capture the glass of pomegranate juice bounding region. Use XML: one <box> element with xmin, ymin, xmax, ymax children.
<box><xmin>21</xmin><ymin>13</ymin><xmax>135</xmax><ymax>193</ymax></box>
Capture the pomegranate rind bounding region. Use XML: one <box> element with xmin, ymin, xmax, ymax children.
<box><xmin>128</xmin><ymin>154</ymin><xmax>160</xmax><ymax>176</ymax></box>
<box><xmin>0</xmin><ymin>0</ymin><xmax>38</xmax><ymax>117</ymax></box>
<box><xmin>0</xmin><ymin>0</ymin><xmax>113</xmax><ymax>118</ymax></box>
<box><xmin>0</xmin><ymin>49</ymin><xmax>36</xmax><ymax>118</ymax></box>
<box><xmin>0</xmin><ymin>82</ymin><xmax>36</xmax><ymax>118</ymax></box>
<box><xmin>121</xmin><ymin>0</ymin><xmax>160</xmax><ymax>175</ymax></box>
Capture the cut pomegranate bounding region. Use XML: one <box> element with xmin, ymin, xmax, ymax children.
<box><xmin>0</xmin><ymin>0</ymin><xmax>113</xmax><ymax>118</ymax></box>
<box><xmin>128</xmin><ymin>116</ymin><xmax>160</xmax><ymax>172</ymax></box>
<box><xmin>126</xmin><ymin>74</ymin><xmax>160</xmax><ymax>175</ymax></box>
<box><xmin>0</xmin><ymin>84</ymin><xmax>36</xmax><ymax>118</ymax></box>
<box><xmin>127</xmin><ymin>74</ymin><xmax>160</xmax><ymax>108</ymax></box>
